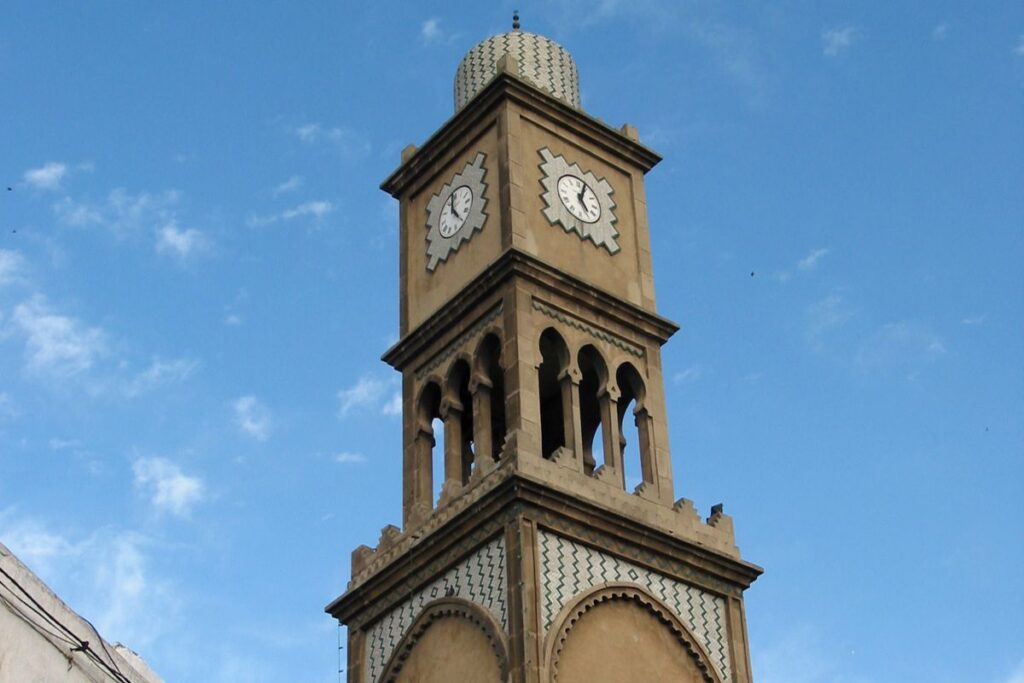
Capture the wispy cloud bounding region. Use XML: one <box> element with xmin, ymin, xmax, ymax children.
<box><xmin>420</xmin><ymin>18</ymin><xmax>458</xmax><ymax>45</ymax></box>
<box><xmin>673</xmin><ymin>364</ymin><xmax>706</xmax><ymax>384</ymax></box>
<box><xmin>247</xmin><ymin>200</ymin><xmax>334</xmax><ymax>227</ymax></box>
<box><xmin>155</xmin><ymin>223</ymin><xmax>211</xmax><ymax>259</ymax></box>
<box><xmin>338</xmin><ymin>375</ymin><xmax>400</xmax><ymax>417</ymax></box>
<box><xmin>856</xmin><ymin>320</ymin><xmax>946</xmax><ymax>369</ymax></box>
<box><xmin>334</xmin><ymin>451</ymin><xmax>367</xmax><ymax>464</ymax></box>
<box><xmin>0</xmin><ymin>392</ymin><xmax>17</xmax><ymax>421</ymax></box>
<box><xmin>122</xmin><ymin>357</ymin><xmax>199</xmax><ymax>397</ymax></box>
<box><xmin>805</xmin><ymin>294</ymin><xmax>853</xmax><ymax>351</ymax></box>
<box><xmin>798</xmin><ymin>247</ymin><xmax>830</xmax><ymax>271</ymax></box>
<box><xmin>776</xmin><ymin>247</ymin><xmax>832</xmax><ymax>282</ymax></box>
<box><xmin>1014</xmin><ymin>35</ymin><xmax>1024</xmax><ymax>57</ymax></box>
<box><xmin>961</xmin><ymin>315</ymin><xmax>986</xmax><ymax>326</ymax></box>
<box><xmin>822</xmin><ymin>26</ymin><xmax>857</xmax><ymax>57</ymax></box>
<box><xmin>23</xmin><ymin>162</ymin><xmax>68</xmax><ymax>191</ymax></box>
<box><xmin>753</xmin><ymin>626</ymin><xmax>873</xmax><ymax>683</ymax></box>
<box><xmin>0</xmin><ymin>249</ymin><xmax>28</xmax><ymax>286</ymax></box>
<box><xmin>0</xmin><ymin>511</ymin><xmax>180</xmax><ymax>648</ymax></box>
<box><xmin>421</xmin><ymin>18</ymin><xmax>443</xmax><ymax>43</ymax></box>
<box><xmin>10</xmin><ymin>295</ymin><xmax>107</xmax><ymax>378</ymax></box>
<box><xmin>273</xmin><ymin>175</ymin><xmax>303</xmax><ymax>196</ymax></box>
<box><xmin>132</xmin><ymin>456</ymin><xmax>205</xmax><ymax>517</ymax></box>
<box><xmin>931</xmin><ymin>23</ymin><xmax>949</xmax><ymax>41</ymax></box>
<box><xmin>999</xmin><ymin>659</ymin><xmax>1024</xmax><ymax>683</ymax></box>
<box><xmin>54</xmin><ymin>188</ymin><xmax>180</xmax><ymax>239</ymax></box>
<box><xmin>292</xmin><ymin>122</ymin><xmax>370</xmax><ymax>158</ymax></box>
<box><xmin>234</xmin><ymin>395</ymin><xmax>271</xmax><ymax>441</ymax></box>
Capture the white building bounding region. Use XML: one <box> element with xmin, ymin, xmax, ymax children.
<box><xmin>0</xmin><ymin>541</ymin><xmax>162</xmax><ymax>683</ymax></box>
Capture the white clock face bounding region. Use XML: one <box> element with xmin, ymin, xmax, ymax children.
<box><xmin>438</xmin><ymin>185</ymin><xmax>473</xmax><ymax>238</ymax></box>
<box><xmin>557</xmin><ymin>175</ymin><xmax>601</xmax><ymax>224</ymax></box>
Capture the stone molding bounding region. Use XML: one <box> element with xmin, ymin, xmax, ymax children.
<box><xmin>414</xmin><ymin>304</ymin><xmax>503</xmax><ymax>381</ymax></box>
<box><xmin>531</xmin><ymin>298</ymin><xmax>643</xmax><ymax>358</ymax></box>
<box><xmin>546</xmin><ymin>584</ymin><xmax>721</xmax><ymax>683</ymax></box>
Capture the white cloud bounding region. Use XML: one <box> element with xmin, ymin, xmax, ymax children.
<box><xmin>334</xmin><ymin>451</ymin><xmax>367</xmax><ymax>464</ymax></box>
<box><xmin>54</xmin><ymin>188</ymin><xmax>180</xmax><ymax>239</ymax></box>
<box><xmin>0</xmin><ymin>511</ymin><xmax>180</xmax><ymax>649</ymax></box>
<box><xmin>1000</xmin><ymin>659</ymin><xmax>1024</xmax><ymax>683</ymax></box>
<box><xmin>291</xmin><ymin>122</ymin><xmax>370</xmax><ymax>157</ymax></box>
<box><xmin>805</xmin><ymin>294</ymin><xmax>853</xmax><ymax>351</ymax></box>
<box><xmin>961</xmin><ymin>315</ymin><xmax>985</xmax><ymax>326</ymax></box>
<box><xmin>155</xmin><ymin>222</ymin><xmax>210</xmax><ymax>259</ymax></box>
<box><xmin>1014</xmin><ymin>35</ymin><xmax>1024</xmax><ymax>57</ymax></box>
<box><xmin>10</xmin><ymin>295</ymin><xmax>107</xmax><ymax>378</ymax></box>
<box><xmin>224</xmin><ymin>314</ymin><xmax>243</xmax><ymax>326</ymax></box>
<box><xmin>338</xmin><ymin>375</ymin><xmax>400</xmax><ymax>417</ymax></box>
<box><xmin>273</xmin><ymin>175</ymin><xmax>303</xmax><ymax>196</ymax></box>
<box><xmin>247</xmin><ymin>200</ymin><xmax>334</xmax><ymax>227</ymax></box>
<box><xmin>856</xmin><ymin>320</ymin><xmax>946</xmax><ymax>369</ymax></box>
<box><xmin>23</xmin><ymin>162</ymin><xmax>68</xmax><ymax>190</ymax></box>
<box><xmin>931</xmin><ymin>23</ymin><xmax>949</xmax><ymax>41</ymax></box>
<box><xmin>234</xmin><ymin>395</ymin><xmax>271</xmax><ymax>440</ymax></box>
<box><xmin>798</xmin><ymin>247</ymin><xmax>830</xmax><ymax>271</ymax></box>
<box><xmin>132</xmin><ymin>456</ymin><xmax>205</xmax><ymax>517</ymax></box>
<box><xmin>822</xmin><ymin>26</ymin><xmax>857</xmax><ymax>57</ymax></box>
<box><xmin>673</xmin><ymin>364</ymin><xmax>706</xmax><ymax>384</ymax></box>
<box><xmin>0</xmin><ymin>249</ymin><xmax>28</xmax><ymax>286</ymax></box>
<box><xmin>421</xmin><ymin>18</ymin><xmax>443</xmax><ymax>44</ymax></box>
<box><xmin>122</xmin><ymin>357</ymin><xmax>199</xmax><ymax>397</ymax></box>
<box><xmin>0</xmin><ymin>392</ymin><xmax>17</xmax><ymax>421</ymax></box>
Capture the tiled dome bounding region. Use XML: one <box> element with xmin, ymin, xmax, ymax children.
<box><xmin>454</xmin><ymin>31</ymin><xmax>581</xmax><ymax>111</ymax></box>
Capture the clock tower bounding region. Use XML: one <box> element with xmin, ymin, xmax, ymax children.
<box><xmin>327</xmin><ymin>19</ymin><xmax>761</xmax><ymax>683</ymax></box>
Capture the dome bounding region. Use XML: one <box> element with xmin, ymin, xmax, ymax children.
<box><xmin>454</xmin><ymin>30</ymin><xmax>581</xmax><ymax>111</ymax></box>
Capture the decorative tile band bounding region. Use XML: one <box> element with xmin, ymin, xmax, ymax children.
<box><xmin>414</xmin><ymin>304</ymin><xmax>503</xmax><ymax>381</ymax></box>
<box><xmin>532</xmin><ymin>299</ymin><xmax>644</xmax><ymax>358</ymax></box>
<box><xmin>364</xmin><ymin>536</ymin><xmax>508</xmax><ymax>682</ymax></box>
<box><xmin>538</xmin><ymin>529</ymin><xmax>730</xmax><ymax>682</ymax></box>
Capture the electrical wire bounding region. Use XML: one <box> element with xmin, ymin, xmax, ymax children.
<box><xmin>0</xmin><ymin>566</ymin><xmax>134</xmax><ymax>683</ymax></box>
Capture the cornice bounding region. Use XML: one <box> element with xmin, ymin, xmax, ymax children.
<box><xmin>381</xmin><ymin>72</ymin><xmax>662</xmax><ymax>199</ymax></box>
<box><xmin>382</xmin><ymin>248</ymin><xmax>679</xmax><ymax>371</ymax></box>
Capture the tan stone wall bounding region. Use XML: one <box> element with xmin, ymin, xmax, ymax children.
<box><xmin>404</xmin><ymin>124</ymin><xmax>504</xmax><ymax>330</ymax></box>
<box><xmin>393</xmin><ymin>617</ymin><xmax>503</xmax><ymax>683</ymax></box>
<box><xmin>507</xmin><ymin>105</ymin><xmax>657</xmax><ymax>312</ymax></box>
<box><xmin>553</xmin><ymin>600</ymin><xmax>707</xmax><ymax>683</ymax></box>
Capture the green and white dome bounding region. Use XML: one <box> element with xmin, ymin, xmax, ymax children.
<box><xmin>454</xmin><ymin>30</ymin><xmax>581</xmax><ymax>111</ymax></box>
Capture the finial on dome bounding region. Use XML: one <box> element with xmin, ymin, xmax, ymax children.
<box><xmin>512</xmin><ymin>10</ymin><xmax>520</xmax><ymax>31</ymax></box>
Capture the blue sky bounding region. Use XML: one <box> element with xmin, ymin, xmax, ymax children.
<box><xmin>1</xmin><ymin>2</ymin><xmax>1021</xmax><ymax>681</ymax></box>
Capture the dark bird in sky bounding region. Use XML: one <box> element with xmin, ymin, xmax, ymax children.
<box><xmin>750</xmin><ymin>271</ymin><xmax>755</xmax><ymax>277</ymax></box>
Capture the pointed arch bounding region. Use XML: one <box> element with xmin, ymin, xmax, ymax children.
<box><xmin>380</xmin><ymin>598</ymin><xmax>510</xmax><ymax>683</ymax></box>
<box><xmin>577</xmin><ymin>345</ymin><xmax>609</xmax><ymax>476</ymax></box>
<box><xmin>615</xmin><ymin>362</ymin><xmax>655</xmax><ymax>493</ymax></box>
<box><xmin>545</xmin><ymin>584</ymin><xmax>722</xmax><ymax>683</ymax></box>
<box><xmin>473</xmin><ymin>332</ymin><xmax>506</xmax><ymax>463</ymax></box>
<box><xmin>538</xmin><ymin>328</ymin><xmax>571</xmax><ymax>459</ymax></box>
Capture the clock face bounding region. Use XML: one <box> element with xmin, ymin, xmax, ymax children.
<box><xmin>424</xmin><ymin>152</ymin><xmax>489</xmax><ymax>271</ymax></box>
<box><xmin>557</xmin><ymin>175</ymin><xmax>601</xmax><ymax>224</ymax></box>
<box><xmin>538</xmin><ymin>148</ymin><xmax>620</xmax><ymax>254</ymax></box>
<box><xmin>438</xmin><ymin>185</ymin><xmax>473</xmax><ymax>238</ymax></box>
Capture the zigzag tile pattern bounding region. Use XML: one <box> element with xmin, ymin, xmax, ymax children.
<box><xmin>538</xmin><ymin>529</ymin><xmax>731</xmax><ymax>683</ymax></box>
<box><xmin>364</xmin><ymin>536</ymin><xmax>507</xmax><ymax>682</ymax></box>
<box><xmin>455</xmin><ymin>31</ymin><xmax>580</xmax><ymax>110</ymax></box>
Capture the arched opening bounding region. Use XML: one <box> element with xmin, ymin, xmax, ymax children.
<box><xmin>445</xmin><ymin>359</ymin><xmax>475</xmax><ymax>487</ymax></box>
<box><xmin>577</xmin><ymin>345</ymin><xmax>608</xmax><ymax>476</ymax></box>
<box><xmin>616</xmin><ymin>363</ymin><xmax>653</xmax><ymax>493</ymax></box>
<box><xmin>538</xmin><ymin>328</ymin><xmax>569</xmax><ymax>459</ymax></box>
<box><xmin>474</xmin><ymin>333</ymin><xmax>506</xmax><ymax>463</ymax></box>
<box><xmin>415</xmin><ymin>382</ymin><xmax>442</xmax><ymax>510</ymax></box>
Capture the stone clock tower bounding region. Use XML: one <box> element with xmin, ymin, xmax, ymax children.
<box><xmin>327</xmin><ymin>21</ymin><xmax>761</xmax><ymax>683</ymax></box>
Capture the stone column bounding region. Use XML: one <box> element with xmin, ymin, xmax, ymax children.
<box><xmin>439</xmin><ymin>397</ymin><xmax>464</xmax><ymax>504</ymax></box>
<box><xmin>559</xmin><ymin>367</ymin><xmax>584</xmax><ymax>472</ymax></box>
<box><xmin>597</xmin><ymin>388</ymin><xmax>623</xmax><ymax>488</ymax></box>
<box><xmin>471</xmin><ymin>374</ymin><xmax>495</xmax><ymax>469</ymax></box>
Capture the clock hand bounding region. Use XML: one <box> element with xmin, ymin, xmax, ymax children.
<box><xmin>449</xmin><ymin>192</ymin><xmax>461</xmax><ymax>220</ymax></box>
